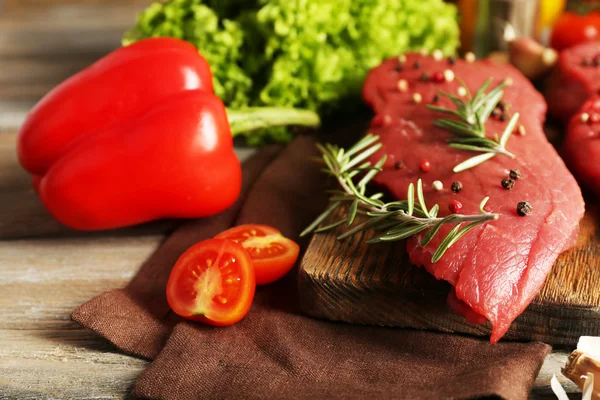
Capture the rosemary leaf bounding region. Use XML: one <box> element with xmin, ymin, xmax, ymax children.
<box><xmin>345</xmin><ymin>178</ymin><xmax>382</xmax><ymax>208</ymax></box>
<box><xmin>383</xmin><ymin>201</ymin><xmax>409</xmax><ymax>211</ymax></box>
<box><xmin>447</xmin><ymin>137</ymin><xmax>500</xmax><ymax>148</ymax></box>
<box><xmin>300</xmin><ymin>201</ymin><xmax>341</xmax><ymax>237</ymax></box>
<box><xmin>429</xmin><ymin>204</ymin><xmax>439</xmax><ymax>218</ymax></box>
<box><xmin>472</xmin><ymin>80</ymin><xmax>507</xmax><ymax>112</ymax></box>
<box><xmin>346</xmin><ymin>170</ymin><xmax>360</xmax><ymax>179</ymax></box>
<box><xmin>407</xmin><ymin>183</ymin><xmax>415</xmax><ymax>216</ymax></box>
<box><xmin>431</xmin><ymin>223</ymin><xmax>464</xmax><ymax>263</ymax></box>
<box><xmin>341</xmin><ymin>142</ymin><xmax>383</xmax><ymax>173</ymax></box>
<box><xmin>314</xmin><ymin>218</ymin><xmax>347</xmax><ymax>233</ymax></box>
<box><xmin>453</xmin><ymin>152</ymin><xmax>496</xmax><ymax>173</ymax></box>
<box><xmin>322</xmin><ymin>152</ymin><xmax>335</xmax><ymax>173</ymax></box>
<box><xmin>370</xmin><ymin>192</ymin><xmax>384</xmax><ymax>200</ymax></box>
<box><xmin>375</xmin><ymin>224</ymin><xmax>429</xmax><ymax>242</ymax></box>
<box><xmin>471</xmin><ymin>78</ymin><xmax>493</xmax><ymax>107</ymax></box>
<box><xmin>385</xmin><ymin>220</ymin><xmax>424</xmax><ymax>235</ymax></box>
<box><xmin>337</xmin><ymin>213</ymin><xmax>390</xmax><ymax>240</ymax></box>
<box><xmin>439</xmin><ymin>90</ymin><xmax>468</xmax><ymax>111</ymax></box>
<box><xmin>434</xmin><ymin>119</ymin><xmax>482</xmax><ymax>137</ymax></box>
<box><xmin>449</xmin><ymin>143</ymin><xmax>496</xmax><ymax>153</ymax></box>
<box><xmin>500</xmin><ymin>112</ymin><xmax>519</xmax><ymax>148</ymax></box>
<box><xmin>443</xmin><ymin>221</ymin><xmax>483</xmax><ymax>253</ymax></box>
<box><xmin>420</xmin><ymin>219</ymin><xmax>444</xmax><ymax>247</ymax></box>
<box><xmin>416</xmin><ymin>179</ymin><xmax>430</xmax><ymax>218</ymax></box>
<box><xmin>344</xmin><ymin>134</ymin><xmax>380</xmax><ymax>159</ymax></box>
<box><xmin>357</xmin><ymin>155</ymin><xmax>386</xmax><ymax>188</ymax></box>
<box><xmin>366</xmin><ymin>210</ymin><xmax>394</xmax><ymax>217</ymax></box>
<box><xmin>479</xmin><ymin>196</ymin><xmax>490</xmax><ymax>214</ymax></box>
<box><xmin>425</xmin><ymin>105</ymin><xmax>463</xmax><ymax>119</ymax></box>
<box><xmin>347</xmin><ymin>199</ymin><xmax>359</xmax><ymax>225</ymax></box>
<box><xmin>477</xmin><ymin>89</ymin><xmax>503</xmax><ymax>123</ymax></box>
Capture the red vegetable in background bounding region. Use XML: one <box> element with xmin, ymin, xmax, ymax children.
<box><xmin>550</xmin><ymin>11</ymin><xmax>600</xmax><ymax>51</ymax></box>
<box><xmin>18</xmin><ymin>38</ymin><xmax>319</xmax><ymax>231</ymax></box>
<box><xmin>37</xmin><ymin>90</ymin><xmax>240</xmax><ymax>230</ymax></box>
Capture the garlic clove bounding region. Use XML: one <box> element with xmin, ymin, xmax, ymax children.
<box><xmin>562</xmin><ymin>336</ymin><xmax>600</xmax><ymax>400</ymax></box>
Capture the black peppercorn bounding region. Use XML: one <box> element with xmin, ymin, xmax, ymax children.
<box><xmin>491</xmin><ymin>108</ymin><xmax>501</xmax><ymax>117</ymax></box>
<box><xmin>517</xmin><ymin>201</ymin><xmax>532</xmax><ymax>216</ymax></box>
<box><xmin>448</xmin><ymin>56</ymin><xmax>456</xmax><ymax>65</ymax></box>
<box><xmin>394</xmin><ymin>64</ymin><xmax>403</xmax><ymax>72</ymax></box>
<box><xmin>499</xmin><ymin>113</ymin><xmax>507</xmax><ymax>122</ymax></box>
<box><xmin>394</xmin><ymin>161</ymin><xmax>405</xmax><ymax>170</ymax></box>
<box><xmin>582</xmin><ymin>58</ymin><xmax>591</xmax><ymax>67</ymax></box>
<box><xmin>593</xmin><ymin>58</ymin><xmax>600</xmax><ymax>67</ymax></box>
<box><xmin>413</xmin><ymin>61</ymin><xmax>421</xmax><ymax>69</ymax></box>
<box><xmin>497</xmin><ymin>101</ymin><xmax>506</xmax><ymax>111</ymax></box>
<box><xmin>451</xmin><ymin>181</ymin><xmax>462</xmax><ymax>193</ymax></box>
<box><xmin>509</xmin><ymin>169</ymin><xmax>521</xmax><ymax>180</ymax></box>
<box><xmin>420</xmin><ymin>72</ymin><xmax>429</xmax><ymax>81</ymax></box>
<box><xmin>432</xmin><ymin>94</ymin><xmax>440</xmax><ymax>103</ymax></box>
<box><xmin>501</xmin><ymin>177</ymin><xmax>515</xmax><ymax>190</ymax></box>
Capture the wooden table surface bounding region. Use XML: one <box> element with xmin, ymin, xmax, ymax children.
<box><xmin>0</xmin><ymin>1</ymin><xmax>582</xmax><ymax>398</ymax></box>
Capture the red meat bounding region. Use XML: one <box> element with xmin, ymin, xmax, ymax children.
<box><xmin>363</xmin><ymin>53</ymin><xmax>585</xmax><ymax>343</ymax></box>
<box><xmin>545</xmin><ymin>41</ymin><xmax>600</xmax><ymax>122</ymax></box>
<box><xmin>564</xmin><ymin>97</ymin><xmax>600</xmax><ymax>196</ymax></box>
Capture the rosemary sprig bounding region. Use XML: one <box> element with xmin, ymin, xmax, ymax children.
<box><xmin>301</xmin><ymin>134</ymin><xmax>500</xmax><ymax>263</ymax></box>
<box><xmin>426</xmin><ymin>78</ymin><xmax>519</xmax><ymax>173</ymax></box>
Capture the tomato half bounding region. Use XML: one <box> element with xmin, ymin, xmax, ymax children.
<box><xmin>214</xmin><ymin>224</ymin><xmax>300</xmax><ymax>285</ymax></box>
<box><xmin>166</xmin><ymin>238</ymin><xmax>255</xmax><ymax>326</ymax></box>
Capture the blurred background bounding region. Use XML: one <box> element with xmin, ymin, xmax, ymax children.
<box><xmin>0</xmin><ymin>0</ymin><xmax>587</xmax><ymax>132</ymax></box>
<box><xmin>0</xmin><ymin>0</ymin><xmax>149</xmax><ymax>130</ymax></box>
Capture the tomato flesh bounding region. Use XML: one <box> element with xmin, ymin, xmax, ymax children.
<box><xmin>215</xmin><ymin>224</ymin><xmax>300</xmax><ymax>285</ymax></box>
<box><xmin>166</xmin><ymin>238</ymin><xmax>255</xmax><ymax>326</ymax></box>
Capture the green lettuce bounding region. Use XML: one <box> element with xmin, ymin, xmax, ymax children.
<box><xmin>124</xmin><ymin>0</ymin><xmax>460</xmax><ymax>144</ymax></box>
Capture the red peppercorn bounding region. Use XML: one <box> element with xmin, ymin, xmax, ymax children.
<box><xmin>419</xmin><ymin>159</ymin><xmax>431</xmax><ymax>172</ymax></box>
<box><xmin>448</xmin><ymin>200</ymin><xmax>462</xmax><ymax>214</ymax></box>
<box><xmin>432</xmin><ymin>71</ymin><xmax>445</xmax><ymax>83</ymax></box>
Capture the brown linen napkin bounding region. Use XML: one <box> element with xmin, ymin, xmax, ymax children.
<box><xmin>72</xmin><ymin>136</ymin><xmax>551</xmax><ymax>399</ymax></box>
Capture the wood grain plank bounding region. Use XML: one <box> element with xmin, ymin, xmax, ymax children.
<box><xmin>0</xmin><ymin>234</ymin><xmax>160</xmax><ymax>399</ymax></box>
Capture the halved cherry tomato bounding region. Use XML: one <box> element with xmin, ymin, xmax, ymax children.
<box><xmin>214</xmin><ymin>224</ymin><xmax>300</xmax><ymax>285</ymax></box>
<box><xmin>166</xmin><ymin>238</ymin><xmax>255</xmax><ymax>326</ymax></box>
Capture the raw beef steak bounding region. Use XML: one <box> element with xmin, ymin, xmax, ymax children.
<box><xmin>545</xmin><ymin>41</ymin><xmax>600</xmax><ymax>122</ymax></box>
<box><xmin>564</xmin><ymin>96</ymin><xmax>600</xmax><ymax>196</ymax></box>
<box><xmin>363</xmin><ymin>52</ymin><xmax>585</xmax><ymax>343</ymax></box>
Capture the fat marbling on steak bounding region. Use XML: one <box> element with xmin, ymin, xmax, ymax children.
<box><xmin>363</xmin><ymin>53</ymin><xmax>585</xmax><ymax>343</ymax></box>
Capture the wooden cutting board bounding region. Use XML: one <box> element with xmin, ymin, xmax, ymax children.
<box><xmin>298</xmin><ymin>192</ymin><xmax>600</xmax><ymax>346</ymax></box>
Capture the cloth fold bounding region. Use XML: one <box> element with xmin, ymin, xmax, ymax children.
<box><xmin>72</xmin><ymin>136</ymin><xmax>551</xmax><ymax>399</ymax></box>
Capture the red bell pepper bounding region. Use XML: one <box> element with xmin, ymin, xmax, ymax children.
<box><xmin>18</xmin><ymin>38</ymin><xmax>320</xmax><ymax>231</ymax></box>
